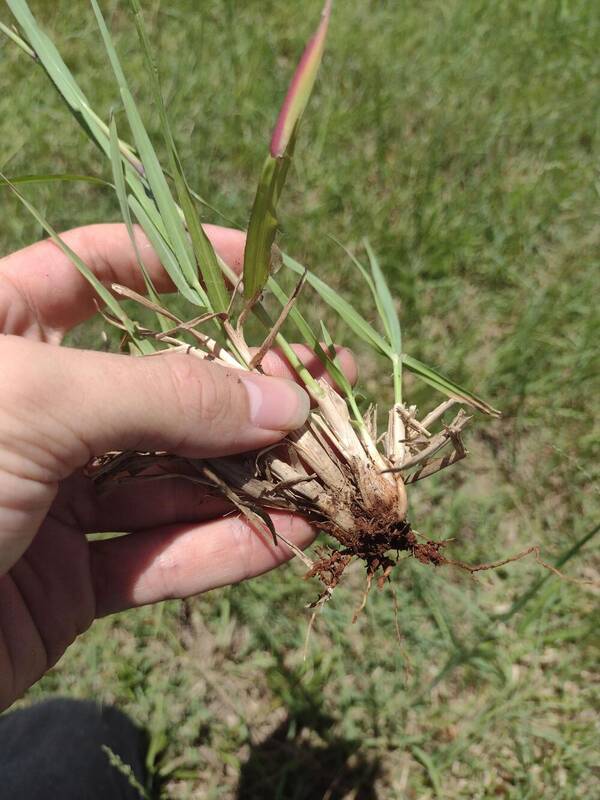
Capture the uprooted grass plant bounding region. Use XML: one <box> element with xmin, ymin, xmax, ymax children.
<box><xmin>4</xmin><ymin>0</ymin><xmax>582</xmax><ymax>611</ymax></box>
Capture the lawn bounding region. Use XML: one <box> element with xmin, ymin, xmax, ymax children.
<box><xmin>1</xmin><ymin>0</ymin><xmax>599</xmax><ymax>797</ymax></box>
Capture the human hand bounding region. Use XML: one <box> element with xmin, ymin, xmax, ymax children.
<box><xmin>0</xmin><ymin>224</ymin><xmax>356</xmax><ymax>710</ymax></box>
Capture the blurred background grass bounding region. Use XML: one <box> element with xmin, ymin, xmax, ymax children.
<box><xmin>1</xmin><ymin>0</ymin><xmax>599</xmax><ymax>797</ymax></box>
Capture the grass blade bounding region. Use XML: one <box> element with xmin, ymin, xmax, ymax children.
<box><xmin>410</xmin><ymin>745</ymin><xmax>443</xmax><ymax>796</ymax></box>
<box><xmin>363</xmin><ymin>239</ymin><xmax>402</xmax><ymax>356</ymax></box>
<box><xmin>0</xmin><ymin>171</ymin><xmax>153</xmax><ymax>355</ymax></box>
<box><xmin>402</xmin><ymin>354</ymin><xmax>500</xmax><ymax>416</ymax></box>
<box><xmin>6</xmin><ymin>0</ymin><xmax>137</xmax><ymax>171</ymax></box>
<box><xmin>284</xmin><ymin>253</ymin><xmax>499</xmax><ymax>414</ymax></box>
<box><xmin>0</xmin><ymin>18</ymin><xmax>35</xmax><ymax>57</ymax></box>
<box><xmin>319</xmin><ymin>320</ymin><xmax>354</xmax><ymax>399</ymax></box>
<box><xmin>243</xmin><ymin>156</ymin><xmax>281</xmax><ymax>300</ymax></box>
<box><xmin>119</xmin><ymin>85</ymin><xmax>204</xmax><ymax>302</ymax></box>
<box><xmin>7</xmin><ymin>0</ymin><xmax>86</xmax><ymax>107</ymax></box>
<box><xmin>127</xmin><ymin>195</ymin><xmax>199</xmax><ymax>305</ymax></box>
<box><xmin>284</xmin><ymin>252</ymin><xmax>392</xmax><ymax>356</ymax></box>
<box><xmin>243</xmin><ymin>0</ymin><xmax>330</xmax><ymax>300</ymax></box>
<box><xmin>127</xmin><ymin>0</ymin><xmax>229</xmax><ymax>313</ymax></box>
<box><xmin>363</xmin><ymin>239</ymin><xmax>403</xmax><ymax>403</ymax></box>
<box><xmin>89</xmin><ymin>0</ymin><xmax>205</xmax><ymax>307</ymax></box>
<box><xmin>109</xmin><ymin>115</ymin><xmax>169</xmax><ymax>333</ymax></box>
<box><xmin>329</xmin><ymin>235</ymin><xmax>402</xmax><ymax>401</ymax></box>
<box><xmin>268</xmin><ymin>276</ymin><xmax>349</xmax><ymax>397</ymax></box>
<box><xmin>270</xmin><ymin>0</ymin><xmax>332</xmax><ymax>158</ymax></box>
<box><xmin>0</xmin><ymin>173</ymin><xmax>112</xmax><ymax>189</ymax></box>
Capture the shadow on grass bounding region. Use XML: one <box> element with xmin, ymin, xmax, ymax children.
<box><xmin>229</xmin><ymin>615</ymin><xmax>382</xmax><ymax>799</ymax></box>
<box><xmin>236</xmin><ymin>714</ymin><xmax>380</xmax><ymax>800</ymax></box>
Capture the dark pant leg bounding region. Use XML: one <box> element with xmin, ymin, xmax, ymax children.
<box><xmin>0</xmin><ymin>698</ymin><xmax>149</xmax><ymax>800</ymax></box>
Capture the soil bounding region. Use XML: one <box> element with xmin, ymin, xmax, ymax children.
<box><xmin>308</xmin><ymin>515</ymin><xmax>449</xmax><ymax>592</ymax></box>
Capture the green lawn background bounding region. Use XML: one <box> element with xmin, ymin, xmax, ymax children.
<box><xmin>1</xmin><ymin>1</ymin><xmax>598</xmax><ymax>797</ymax></box>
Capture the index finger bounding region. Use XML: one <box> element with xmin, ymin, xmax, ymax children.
<box><xmin>0</xmin><ymin>223</ymin><xmax>246</xmax><ymax>342</ymax></box>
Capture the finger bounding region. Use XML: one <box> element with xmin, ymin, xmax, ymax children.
<box><xmin>55</xmin><ymin>472</ymin><xmax>232</xmax><ymax>534</ymax></box>
<box><xmin>90</xmin><ymin>511</ymin><xmax>315</xmax><ymax>616</ymax></box>
<box><xmin>0</xmin><ymin>223</ymin><xmax>246</xmax><ymax>341</ymax></box>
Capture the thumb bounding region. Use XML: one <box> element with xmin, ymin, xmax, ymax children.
<box><xmin>3</xmin><ymin>336</ymin><xmax>310</xmax><ymax>473</ymax></box>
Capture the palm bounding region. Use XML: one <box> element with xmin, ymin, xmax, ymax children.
<box><xmin>0</xmin><ymin>488</ymin><xmax>95</xmax><ymax>709</ymax></box>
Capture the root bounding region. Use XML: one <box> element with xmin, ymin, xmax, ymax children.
<box><xmin>306</xmin><ymin>533</ymin><xmax>599</xmax><ymax>600</ymax></box>
<box><xmin>302</xmin><ymin>604</ymin><xmax>323</xmax><ymax>661</ymax></box>
<box><xmin>352</xmin><ymin>572</ymin><xmax>374</xmax><ymax>623</ymax></box>
<box><xmin>445</xmin><ymin>545</ymin><xmax>599</xmax><ymax>587</ymax></box>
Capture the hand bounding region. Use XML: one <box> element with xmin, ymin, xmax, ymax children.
<box><xmin>0</xmin><ymin>223</ymin><xmax>356</xmax><ymax>711</ymax></box>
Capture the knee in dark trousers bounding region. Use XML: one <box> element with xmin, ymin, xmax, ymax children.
<box><xmin>0</xmin><ymin>698</ymin><xmax>150</xmax><ymax>800</ymax></box>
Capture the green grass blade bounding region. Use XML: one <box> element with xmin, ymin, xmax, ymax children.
<box><xmin>402</xmin><ymin>354</ymin><xmax>500</xmax><ymax>416</ymax></box>
<box><xmin>283</xmin><ymin>252</ymin><xmax>392</xmax><ymax>357</ymax></box>
<box><xmin>127</xmin><ymin>195</ymin><xmax>199</xmax><ymax>305</ymax></box>
<box><xmin>328</xmin><ymin>233</ymin><xmax>378</xmax><ymax>300</ymax></box>
<box><xmin>363</xmin><ymin>239</ymin><xmax>402</xmax><ymax>355</ymax></box>
<box><xmin>109</xmin><ymin>115</ymin><xmax>170</xmax><ymax>333</ymax></box>
<box><xmin>319</xmin><ymin>321</ymin><xmax>354</xmax><ymax>399</ymax></box>
<box><xmin>284</xmin><ymin>253</ymin><xmax>498</xmax><ymax>414</ymax></box>
<box><xmin>7</xmin><ymin>0</ymin><xmax>106</xmax><ymax>151</ymax></box>
<box><xmin>363</xmin><ymin>239</ymin><xmax>403</xmax><ymax>404</ymax></box>
<box><xmin>329</xmin><ymin>235</ymin><xmax>400</xmax><ymax>352</ymax></box>
<box><xmin>329</xmin><ymin>235</ymin><xmax>402</xmax><ymax>401</ymax></box>
<box><xmin>175</xmin><ymin>179</ymin><xmax>239</xmax><ymax>228</ymax></box>
<box><xmin>174</xmin><ymin>168</ymin><xmax>230</xmax><ymax>312</ymax></box>
<box><xmin>89</xmin><ymin>0</ymin><xmax>128</xmax><ymax>87</ymax></box>
<box><xmin>267</xmin><ymin>277</ymin><xmax>365</xmax><ymax>425</ymax></box>
<box><xmin>251</xmin><ymin>303</ymin><xmax>321</xmax><ymax>394</ymax></box>
<box><xmin>0</xmin><ymin>173</ymin><xmax>112</xmax><ymax>189</ymax></box>
<box><xmin>0</xmin><ymin>18</ymin><xmax>35</xmax><ymax>58</ymax></box>
<box><xmin>127</xmin><ymin>0</ymin><xmax>229</xmax><ymax>313</ymax></box>
<box><xmin>4</xmin><ymin>4</ymin><xmax>173</xmax><ymax>250</ymax></box>
<box><xmin>119</xmin><ymin>86</ymin><xmax>204</xmax><ymax>302</ymax></box>
<box><xmin>410</xmin><ymin>745</ymin><xmax>443</xmax><ymax>796</ymax></box>
<box><xmin>268</xmin><ymin>276</ymin><xmax>347</xmax><ymax>393</ymax></box>
<box><xmin>7</xmin><ymin>0</ymin><xmax>85</xmax><ymax>107</ymax></box>
<box><xmin>243</xmin><ymin>156</ymin><xmax>280</xmax><ymax>300</ymax></box>
<box><xmin>89</xmin><ymin>0</ymin><xmax>205</xmax><ymax>307</ymax></box>
<box><xmin>1</xmin><ymin>171</ymin><xmax>153</xmax><ymax>355</ymax></box>
<box><xmin>6</xmin><ymin>1</ymin><xmax>142</xmax><ymax>174</ymax></box>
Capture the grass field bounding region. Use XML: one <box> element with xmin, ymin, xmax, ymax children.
<box><xmin>1</xmin><ymin>0</ymin><xmax>599</xmax><ymax>797</ymax></box>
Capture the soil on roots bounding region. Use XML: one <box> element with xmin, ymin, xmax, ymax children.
<box><xmin>308</xmin><ymin>511</ymin><xmax>449</xmax><ymax>592</ymax></box>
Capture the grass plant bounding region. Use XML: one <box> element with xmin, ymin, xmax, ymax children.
<box><xmin>3</xmin><ymin>0</ymin><xmax>503</xmax><ymax>598</ymax></box>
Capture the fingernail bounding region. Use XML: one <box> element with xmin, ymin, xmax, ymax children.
<box><xmin>241</xmin><ymin>374</ymin><xmax>310</xmax><ymax>431</ymax></box>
